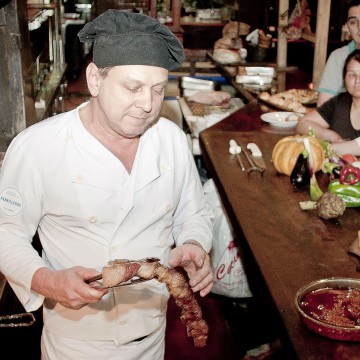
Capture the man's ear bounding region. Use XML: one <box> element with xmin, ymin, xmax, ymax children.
<box><xmin>345</xmin><ymin>22</ymin><xmax>351</xmax><ymax>37</ymax></box>
<box><xmin>86</xmin><ymin>62</ymin><xmax>101</xmax><ymax>96</ymax></box>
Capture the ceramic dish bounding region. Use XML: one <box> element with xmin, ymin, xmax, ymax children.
<box><xmin>260</xmin><ymin>112</ymin><xmax>301</xmax><ymax>128</ymax></box>
<box><xmin>245</xmin><ymin>67</ymin><xmax>275</xmax><ymax>77</ymax></box>
<box><xmin>181</xmin><ymin>76</ymin><xmax>215</xmax><ymax>91</ymax></box>
<box><xmin>235</xmin><ymin>75</ymin><xmax>273</xmax><ymax>85</ymax></box>
<box><xmin>295</xmin><ymin>277</ymin><xmax>360</xmax><ymax>341</ymax></box>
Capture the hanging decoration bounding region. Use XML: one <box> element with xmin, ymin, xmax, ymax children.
<box><xmin>285</xmin><ymin>0</ymin><xmax>312</xmax><ymax>40</ymax></box>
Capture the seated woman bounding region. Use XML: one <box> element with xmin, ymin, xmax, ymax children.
<box><xmin>296</xmin><ymin>49</ymin><xmax>360</xmax><ymax>156</ymax></box>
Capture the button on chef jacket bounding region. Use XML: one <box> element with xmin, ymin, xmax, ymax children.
<box><xmin>0</xmin><ymin>102</ymin><xmax>213</xmax><ymax>344</ymax></box>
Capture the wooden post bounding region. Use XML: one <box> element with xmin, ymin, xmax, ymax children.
<box><xmin>312</xmin><ymin>0</ymin><xmax>331</xmax><ymax>89</ymax></box>
<box><xmin>172</xmin><ymin>0</ymin><xmax>181</xmax><ymax>31</ymax></box>
<box><xmin>277</xmin><ymin>0</ymin><xmax>289</xmax><ymax>70</ymax></box>
<box><xmin>149</xmin><ymin>0</ymin><xmax>157</xmax><ymax>18</ymax></box>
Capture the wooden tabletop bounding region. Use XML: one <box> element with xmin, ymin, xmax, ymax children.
<box><xmin>199</xmin><ymin>100</ymin><xmax>360</xmax><ymax>359</ymax></box>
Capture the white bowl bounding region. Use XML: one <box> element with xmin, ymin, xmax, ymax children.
<box><xmin>260</xmin><ymin>112</ymin><xmax>300</xmax><ymax>128</ymax></box>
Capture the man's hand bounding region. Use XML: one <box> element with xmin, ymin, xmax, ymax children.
<box><xmin>32</xmin><ymin>266</ymin><xmax>108</xmax><ymax>310</ymax></box>
<box><xmin>168</xmin><ymin>241</ymin><xmax>213</xmax><ymax>297</ymax></box>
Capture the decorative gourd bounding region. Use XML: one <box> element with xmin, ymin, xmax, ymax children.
<box><xmin>272</xmin><ymin>135</ymin><xmax>325</xmax><ymax>176</ymax></box>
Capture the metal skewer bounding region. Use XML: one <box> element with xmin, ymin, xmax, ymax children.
<box><xmin>85</xmin><ymin>257</ymin><xmax>160</xmax><ymax>288</ymax></box>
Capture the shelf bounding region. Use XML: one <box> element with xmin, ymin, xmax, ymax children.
<box><xmin>206</xmin><ymin>51</ymin><xmax>255</xmax><ymax>103</ymax></box>
<box><xmin>205</xmin><ymin>50</ymin><xmax>311</xmax><ymax>104</ymax></box>
<box><xmin>180</xmin><ymin>21</ymin><xmax>225</xmax><ymax>27</ymax></box>
<box><xmin>35</xmin><ymin>64</ymin><xmax>67</xmax><ymax>121</ymax></box>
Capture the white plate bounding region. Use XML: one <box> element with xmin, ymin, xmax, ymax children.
<box><xmin>260</xmin><ymin>112</ymin><xmax>301</xmax><ymax>128</ymax></box>
<box><xmin>245</xmin><ymin>67</ymin><xmax>275</xmax><ymax>77</ymax></box>
<box><xmin>235</xmin><ymin>75</ymin><xmax>273</xmax><ymax>85</ymax></box>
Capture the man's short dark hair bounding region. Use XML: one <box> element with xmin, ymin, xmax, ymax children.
<box><xmin>348</xmin><ymin>0</ymin><xmax>360</xmax><ymax>13</ymax></box>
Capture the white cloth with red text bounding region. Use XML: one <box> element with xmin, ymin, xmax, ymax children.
<box><xmin>203</xmin><ymin>179</ymin><xmax>252</xmax><ymax>298</ymax></box>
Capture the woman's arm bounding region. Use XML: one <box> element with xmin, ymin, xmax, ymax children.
<box><xmin>296</xmin><ymin>108</ymin><xmax>343</xmax><ymax>142</ymax></box>
<box><xmin>317</xmin><ymin>92</ymin><xmax>333</xmax><ymax>107</ymax></box>
<box><xmin>330</xmin><ymin>138</ymin><xmax>360</xmax><ymax>156</ymax></box>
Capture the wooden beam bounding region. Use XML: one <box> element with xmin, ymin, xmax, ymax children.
<box><xmin>312</xmin><ymin>0</ymin><xmax>331</xmax><ymax>88</ymax></box>
<box><xmin>172</xmin><ymin>0</ymin><xmax>181</xmax><ymax>31</ymax></box>
<box><xmin>277</xmin><ymin>0</ymin><xmax>289</xmax><ymax>69</ymax></box>
<box><xmin>149</xmin><ymin>0</ymin><xmax>157</xmax><ymax>18</ymax></box>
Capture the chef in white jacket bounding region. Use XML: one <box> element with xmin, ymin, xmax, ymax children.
<box><xmin>0</xmin><ymin>10</ymin><xmax>213</xmax><ymax>360</ymax></box>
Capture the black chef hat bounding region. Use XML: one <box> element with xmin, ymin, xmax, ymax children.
<box><xmin>78</xmin><ymin>9</ymin><xmax>184</xmax><ymax>70</ymax></box>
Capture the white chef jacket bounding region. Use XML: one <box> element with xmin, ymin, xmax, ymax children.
<box><xmin>0</xmin><ymin>102</ymin><xmax>213</xmax><ymax>344</ymax></box>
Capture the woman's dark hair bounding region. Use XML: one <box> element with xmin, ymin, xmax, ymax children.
<box><xmin>343</xmin><ymin>49</ymin><xmax>360</xmax><ymax>79</ymax></box>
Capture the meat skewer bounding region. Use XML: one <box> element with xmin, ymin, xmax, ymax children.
<box><xmin>152</xmin><ymin>264</ymin><xmax>209</xmax><ymax>347</ymax></box>
<box><xmin>93</xmin><ymin>257</ymin><xmax>209</xmax><ymax>347</ymax></box>
<box><xmin>86</xmin><ymin>257</ymin><xmax>160</xmax><ymax>286</ymax></box>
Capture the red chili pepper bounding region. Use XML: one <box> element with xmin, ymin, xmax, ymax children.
<box><xmin>339</xmin><ymin>165</ymin><xmax>360</xmax><ymax>185</ymax></box>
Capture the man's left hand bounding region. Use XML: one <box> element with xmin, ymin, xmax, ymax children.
<box><xmin>168</xmin><ymin>241</ymin><xmax>213</xmax><ymax>297</ymax></box>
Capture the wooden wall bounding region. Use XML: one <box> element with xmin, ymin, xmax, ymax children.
<box><xmin>0</xmin><ymin>0</ymin><xmax>36</xmax><ymax>154</ymax></box>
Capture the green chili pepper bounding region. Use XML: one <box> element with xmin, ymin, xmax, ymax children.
<box><xmin>328</xmin><ymin>179</ymin><xmax>360</xmax><ymax>207</ymax></box>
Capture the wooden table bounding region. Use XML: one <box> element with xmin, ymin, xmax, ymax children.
<box><xmin>199</xmin><ymin>100</ymin><xmax>360</xmax><ymax>359</ymax></box>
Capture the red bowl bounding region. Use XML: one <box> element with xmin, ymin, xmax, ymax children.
<box><xmin>295</xmin><ymin>277</ymin><xmax>360</xmax><ymax>341</ymax></box>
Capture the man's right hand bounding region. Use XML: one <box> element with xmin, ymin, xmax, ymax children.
<box><xmin>31</xmin><ymin>266</ymin><xmax>108</xmax><ymax>310</ymax></box>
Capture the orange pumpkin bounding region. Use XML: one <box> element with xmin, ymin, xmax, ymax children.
<box><xmin>272</xmin><ymin>135</ymin><xmax>325</xmax><ymax>176</ymax></box>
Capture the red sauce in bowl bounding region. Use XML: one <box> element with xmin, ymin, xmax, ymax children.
<box><xmin>300</xmin><ymin>287</ymin><xmax>360</xmax><ymax>327</ymax></box>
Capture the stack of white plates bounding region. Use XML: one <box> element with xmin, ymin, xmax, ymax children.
<box><xmin>236</xmin><ymin>66</ymin><xmax>275</xmax><ymax>85</ymax></box>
